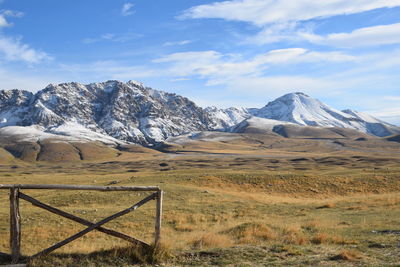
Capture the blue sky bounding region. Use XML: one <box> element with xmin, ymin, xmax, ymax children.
<box><xmin>0</xmin><ymin>0</ymin><xmax>399</xmax><ymax>125</ymax></box>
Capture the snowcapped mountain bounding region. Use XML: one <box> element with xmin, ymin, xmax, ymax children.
<box><xmin>250</xmin><ymin>92</ymin><xmax>356</xmax><ymax>127</ymax></box>
<box><xmin>0</xmin><ymin>82</ymin><xmax>398</xmax><ymax>148</ymax></box>
<box><xmin>0</xmin><ymin>80</ymin><xmax>217</xmax><ymax>145</ymax></box>
<box><xmin>249</xmin><ymin>92</ymin><xmax>399</xmax><ymax>137</ymax></box>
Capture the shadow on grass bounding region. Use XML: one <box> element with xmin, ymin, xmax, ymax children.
<box><xmin>0</xmin><ymin>252</ymin><xmax>11</xmax><ymax>265</ymax></box>
<box><xmin>1</xmin><ymin>244</ymin><xmax>172</xmax><ymax>267</ymax></box>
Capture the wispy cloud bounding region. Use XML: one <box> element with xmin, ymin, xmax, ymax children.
<box><xmin>171</xmin><ymin>77</ymin><xmax>189</xmax><ymax>82</ymax></box>
<box><xmin>182</xmin><ymin>0</ymin><xmax>400</xmax><ymax>49</ymax></box>
<box><xmin>248</xmin><ymin>22</ymin><xmax>400</xmax><ymax>47</ymax></box>
<box><xmin>151</xmin><ymin>48</ymin><xmax>357</xmax><ymax>98</ymax></box>
<box><xmin>0</xmin><ymin>36</ymin><xmax>51</xmax><ymax>63</ymax></box>
<box><xmin>83</xmin><ymin>32</ymin><xmax>142</xmax><ymax>44</ymax></box>
<box><xmin>0</xmin><ymin>8</ymin><xmax>49</xmax><ymax>64</ymax></box>
<box><xmin>153</xmin><ymin>48</ymin><xmax>355</xmax><ymax>80</ymax></box>
<box><xmin>121</xmin><ymin>3</ymin><xmax>135</xmax><ymax>16</ymax></box>
<box><xmin>303</xmin><ymin>23</ymin><xmax>400</xmax><ymax>48</ymax></box>
<box><xmin>57</xmin><ymin>48</ymin><xmax>353</xmax><ymax>94</ymax></box>
<box><xmin>163</xmin><ymin>40</ymin><xmax>192</xmax><ymax>46</ymax></box>
<box><xmin>180</xmin><ymin>0</ymin><xmax>400</xmax><ymax>26</ymax></box>
<box><xmin>0</xmin><ymin>9</ymin><xmax>24</xmax><ymax>28</ymax></box>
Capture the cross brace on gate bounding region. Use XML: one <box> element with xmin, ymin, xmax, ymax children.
<box><xmin>0</xmin><ymin>184</ymin><xmax>163</xmax><ymax>264</ymax></box>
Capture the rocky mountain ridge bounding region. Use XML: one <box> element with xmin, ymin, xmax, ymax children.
<box><xmin>0</xmin><ymin>81</ymin><xmax>398</xmax><ymax>146</ymax></box>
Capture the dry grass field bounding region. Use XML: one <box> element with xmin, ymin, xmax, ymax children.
<box><xmin>0</xmin><ymin>133</ymin><xmax>399</xmax><ymax>266</ymax></box>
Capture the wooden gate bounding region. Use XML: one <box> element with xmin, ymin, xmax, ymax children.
<box><xmin>0</xmin><ymin>184</ymin><xmax>163</xmax><ymax>264</ymax></box>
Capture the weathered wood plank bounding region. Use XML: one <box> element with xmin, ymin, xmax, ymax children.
<box><xmin>32</xmin><ymin>192</ymin><xmax>157</xmax><ymax>258</ymax></box>
<box><xmin>9</xmin><ymin>188</ymin><xmax>20</xmax><ymax>264</ymax></box>
<box><xmin>0</xmin><ymin>184</ymin><xmax>159</xmax><ymax>191</ymax></box>
<box><xmin>18</xmin><ymin>192</ymin><xmax>150</xmax><ymax>247</ymax></box>
<box><xmin>155</xmin><ymin>190</ymin><xmax>163</xmax><ymax>244</ymax></box>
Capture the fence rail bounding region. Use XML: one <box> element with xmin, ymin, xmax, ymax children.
<box><xmin>0</xmin><ymin>184</ymin><xmax>163</xmax><ymax>264</ymax></box>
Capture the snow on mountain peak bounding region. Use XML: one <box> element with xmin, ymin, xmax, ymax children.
<box><xmin>282</xmin><ymin>92</ymin><xmax>310</xmax><ymax>98</ymax></box>
<box><xmin>0</xmin><ymin>83</ymin><xmax>399</xmax><ymax>146</ymax></box>
<box><xmin>250</xmin><ymin>92</ymin><xmax>398</xmax><ymax>137</ymax></box>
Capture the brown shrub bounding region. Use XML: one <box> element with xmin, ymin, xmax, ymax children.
<box><xmin>331</xmin><ymin>249</ymin><xmax>362</xmax><ymax>261</ymax></box>
<box><xmin>310</xmin><ymin>233</ymin><xmax>329</xmax><ymax>244</ymax></box>
<box><xmin>222</xmin><ymin>222</ymin><xmax>277</xmax><ymax>244</ymax></box>
<box><xmin>282</xmin><ymin>226</ymin><xmax>308</xmax><ymax>245</ymax></box>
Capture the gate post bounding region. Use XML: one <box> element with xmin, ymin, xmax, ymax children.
<box><xmin>155</xmin><ymin>190</ymin><xmax>163</xmax><ymax>244</ymax></box>
<box><xmin>10</xmin><ymin>187</ymin><xmax>21</xmax><ymax>263</ymax></box>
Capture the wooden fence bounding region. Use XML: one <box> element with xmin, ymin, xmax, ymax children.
<box><xmin>0</xmin><ymin>184</ymin><xmax>163</xmax><ymax>264</ymax></box>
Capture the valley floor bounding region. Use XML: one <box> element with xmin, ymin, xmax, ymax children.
<box><xmin>0</xmin><ymin>136</ymin><xmax>400</xmax><ymax>266</ymax></box>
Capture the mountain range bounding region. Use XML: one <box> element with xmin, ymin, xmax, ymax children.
<box><xmin>0</xmin><ymin>80</ymin><xmax>399</xmax><ymax>150</ymax></box>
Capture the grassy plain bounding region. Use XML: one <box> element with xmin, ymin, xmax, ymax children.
<box><xmin>0</xmin><ymin>133</ymin><xmax>399</xmax><ymax>266</ymax></box>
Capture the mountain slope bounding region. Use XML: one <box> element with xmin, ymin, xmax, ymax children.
<box><xmin>0</xmin><ymin>89</ymin><xmax>33</xmax><ymax>126</ymax></box>
<box><xmin>341</xmin><ymin>109</ymin><xmax>399</xmax><ymax>137</ymax></box>
<box><xmin>250</xmin><ymin>92</ymin><xmax>399</xmax><ymax>137</ymax></box>
<box><xmin>1</xmin><ymin>82</ymin><xmax>399</xmax><ymax>153</ymax></box>
<box><xmin>229</xmin><ymin>117</ymin><xmax>291</xmax><ymax>135</ymax></box>
<box><xmin>205</xmin><ymin>106</ymin><xmax>250</xmax><ymax>130</ymax></box>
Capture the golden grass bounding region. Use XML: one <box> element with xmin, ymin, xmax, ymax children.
<box><xmin>0</xmin><ymin>143</ymin><xmax>399</xmax><ymax>265</ymax></box>
<box><xmin>191</xmin><ymin>233</ymin><xmax>233</xmax><ymax>249</ymax></box>
<box><xmin>222</xmin><ymin>222</ymin><xmax>277</xmax><ymax>244</ymax></box>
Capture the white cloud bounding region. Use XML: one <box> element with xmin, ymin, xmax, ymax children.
<box><xmin>171</xmin><ymin>77</ymin><xmax>190</xmax><ymax>82</ymax></box>
<box><xmin>303</xmin><ymin>23</ymin><xmax>400</xmax><ymax>47</ymax></box>
<box><xmin>246</xmin><ymin>22</ymin><xmax>302</xmax><ymax>44</ymax></box>
<box><xmin>0</xmin><ymin>36</ymin><xmax>51</xmax><ymax>63</ymax></box>
<box><xmin>254</xmin><ymin>48</ymin><xmax>356</xmax><ymax>64</ymax></box>
<box><xmin>183</xmin><ymin>0</ymin><xmax>400</xmax><ymax>48</ymax></box>
<box><xmin>163</xmin><ymin>40</ymin><xmax>192</xmax><ymax>46</ymax></box>
<box><xmin>153</xmin><ymin>51</ymin><xmax>223</xmax><ymax>77</ymax></box>
<box><xmin>248</xmin><ymin>21</ymin><xmax>400</xmax><ymax>47</ymax></box>
<box><xmin>181</xmin><ymin>0</ymin><xmax>400</xmax><ymax>26</ymax></box>
<box><xmin>0</xmin><ymin>10</ymin><xmax>24</xmax><ymax>28</ymax></box>
<box><xmin>153</xmin><ymin>48</ymin><xmax>355</xmax><ymax>80</ymax></box>
<box><xmin>151</xmin><ymin>48</ymin><xmax>355</xmax><ymax>99</ymax></box>
<box><xmin>121</xmin><ymin>3</ymin><xmax>135</xmax><ymax>16</ymax></box>
<box><xmin>1</xmin><ymin>10</ymin><xmax>24</xmax><ymax>17</ymax></box>
<box><xmin>0</xmin><ymin>16</ymin><xmax>8</xmax><ymax>27</ymax></box>
<box><xmin>83</xmin><ymin>32</ymin><xmax>142</xmax><ymax>44</ymax></box>
<box><xmin>0</xmin><ymin>9</ymin><xmax>52</xmax><ymax>65</ymax></box>
<box><xmin>57</xmin><ymin>49</ymin><xmax>348</xmax><ymax>99</ymax></box>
